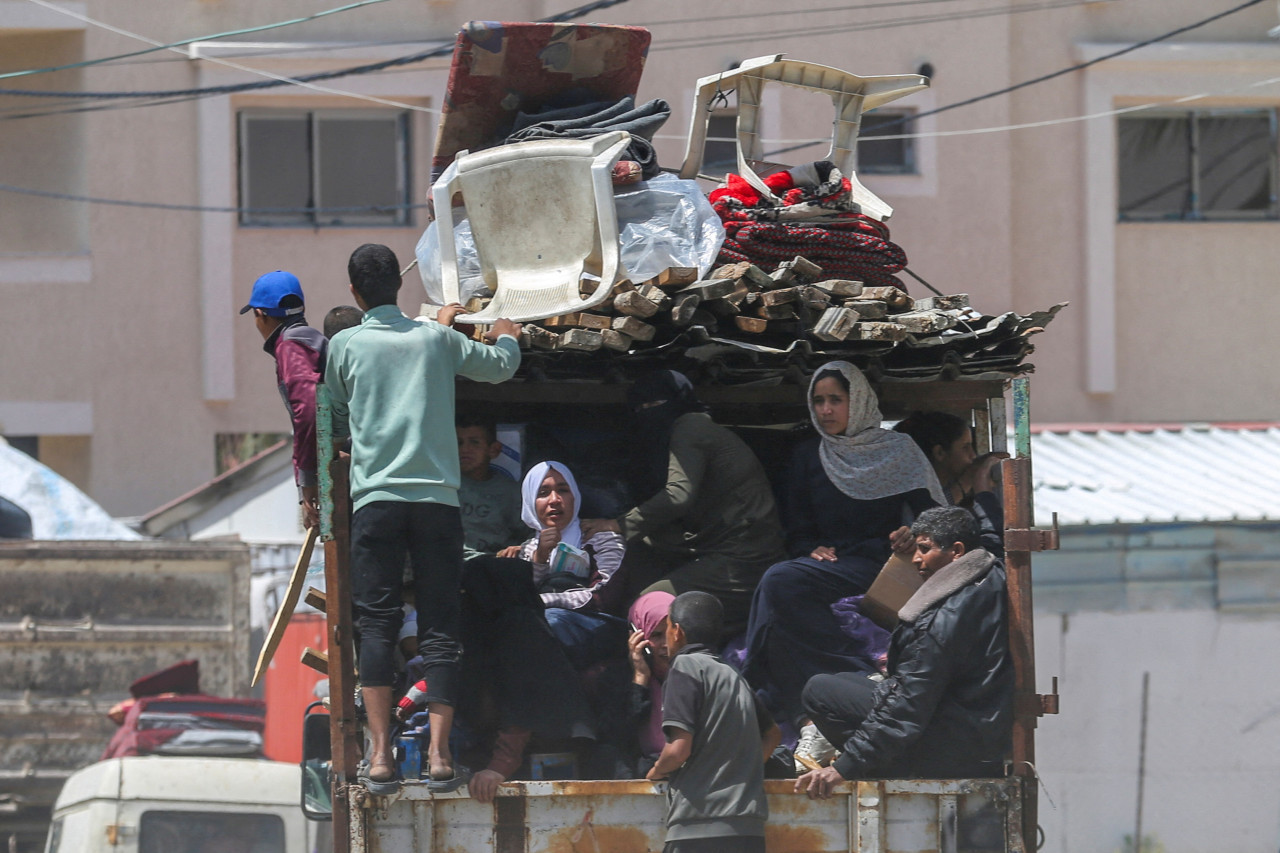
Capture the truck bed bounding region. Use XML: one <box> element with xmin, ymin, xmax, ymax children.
<box><xmin>345</xmin><ymin>777</ymin><xmax>1025</xmax><ymax>853</ymax></box>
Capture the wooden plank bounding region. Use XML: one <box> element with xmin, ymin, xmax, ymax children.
<box><xmin>526</xmin><ymin>325</ymin><xmax>558</xmax><ymax>350</ymax></box>
<box><xmin>759</xmin><ymin>287</ymin><xmax>799</xmax><ymax>307</ymax></box>
<box><xmin>843</xmin><ymin>299</ymin><xmax>888</xmax><ymax>319</ymax></box>
<box><xmin>577</xmin><ymin>313</ymin><xmax>613</xmax><ymax>331</ymax></box>
<box><xmin>912</xmin><ymin>293</ymin><xmax>969</xmax><ymax>311</ymax></box>
<box><xmin>893</xmin><ymin>311</ymin><xmax>957</xmax><ymax>334</ymax></box>
<box><xmin>856</xmin><ymin>321</ymin><xmax>909</xmax><ymax>342</ymax></box>
<box><xmin>251</xmin><ymin>526</ymin><xmax>318</xmax><ymax>687</ymax></box>
<box><xmin>557</xmin><ymin>329</ymin><xmax>603</xmax><ymax>351</ymax></box>
<box><xmin>614</xmin><ymin>290</ymin><xmax>661</xmax><ymax>318</ymax></box>
<box><xmin>812</xmin><ymin>279</ymin><xmax>863</xmax><ymax>297</ymax></box>
<box><xmin>670</xmin><ymin>292</ymin><xmax>701</xmax><ymax>326</ymax></box>
<box><xmin>769</xmin><ymin>267</ymin><xmax>796</xmax><ymax>288</ymax></box>
<box><xmin>304</xmin><ymin>586</ymin><xmax>326</xmax><ymax>612</ymax></box>
<box><xmin>636</xmin><ymin>284</ymin><xmax>673</xmax><ymax>310</ymax></box>
<box><xmin>756</xmin><ymin>303</ymin><xmax>797</xmax><ymax>320</ymax></box>
<box><xmin>654</xmin><ymin>266</ymin><xmax>698</xmax><ymax>288</ymax></box>
<box><xmin>612</xmin><ymin>315</ymin><xmax>656</xmax><ymax>341</ymax></box>
<box><xmin>300</xmin><ymin>646</ymin><xmax>329</xmax><ymax>676</ymax></box>
<box><xmin>678</xmin><ymin>278</ymin><xmax>737</xmax><ymax>301</ymax></box>
<box><xmin>601</xmin><ymin>329</ymin><xmax>632</xmax><ymax>351</ymax></box>
<box><xmin>734</xmin><ymin>316</ymin><xmax>768</xmax><ymax>334</ymax></box>
<box><xmin>710</xmin><ymin>261</ymin><xmax>750</xmax><ymax>280</ymax></box>
<box><xmin>789</xmin><ymin>255</ymin><xmax>824</xmax><ymax>280</ymax></box>
<box><xmin>812</xmin><ymin>306</ymin><xmax>859</xmax><ymax>341</ymax></box>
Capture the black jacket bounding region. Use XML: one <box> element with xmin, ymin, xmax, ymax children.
<box><xmin>832</xmin><ymin>550</ymin><xmax>1013</xmax><ymax>779</ymax></box>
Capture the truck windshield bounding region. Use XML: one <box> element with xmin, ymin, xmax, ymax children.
<box><xmin>139</xmin><ymin>811</ymin><xmax>285</xmax><ymax>853</ymax></box>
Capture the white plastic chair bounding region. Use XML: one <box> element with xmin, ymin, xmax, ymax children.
<box><xmin>433</xmin><ymin>131</ymin><xmax>631</xmax><ymax>324</ymax></box>
<box><xmin>678</xmin><ymin>56</ymin><xmax>929</xmax><ymax>222</ymax></box>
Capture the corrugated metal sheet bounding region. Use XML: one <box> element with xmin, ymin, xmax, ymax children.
<box><xmin>1033</xmin><ymin>424</ymin><xmax>1280</xmax><ymax>526</ymax></box>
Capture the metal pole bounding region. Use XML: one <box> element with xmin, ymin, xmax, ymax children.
<box><xmin>318</xmin><ymin>385</ymin><xmax>358</xmax><ymax>853</ymax></box>
<box><xmin>1133</xmin><ymin>671</ymin><xmax>1150</xmax><ymax>853</ymax></box>
<box><xmin>1002</xmin><ymin>376</ymin><xmax>1039</xmax><ymax>851</ymax></box>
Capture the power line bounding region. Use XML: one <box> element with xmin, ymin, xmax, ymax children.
<box><xmin>0</xmin><ymin>0</ymin><xmax>631</xmax><ymax>101</ymax></box>
<box><xmin>650</xmin><ymin>0</ymin><xmax>1096</xmax><ymax>51</ymax></box>
<box><xmin>0</xmin><ymin>0</ymin><xmax>390</xmax><ymax>81</ymax></box>
<box><xmin>0</xmin><ymin>181</ymin><xmax>429</xmax><ymax>214</ymax></box>
<box><xmin>646</xmin><ymin>0</ymin><xmax>974</xmax><ymax>28</ymax></box>
<box><xmin>759</xmin><ymin>0</ymin><xmax>1270</xmax><ymax>157</ymax></box>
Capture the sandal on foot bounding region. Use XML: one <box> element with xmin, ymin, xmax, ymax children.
<box><xmin>425</xmin><ymin>764</ymin><xmax>471</xmax><ymax>794</ymax></box>
<box><xmin>357</xmin><ymin>760</ymin><xmax>402</xmax><ymax>796</ymax></box>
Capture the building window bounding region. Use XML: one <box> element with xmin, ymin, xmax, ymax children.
<box><xmin>238</xmin><ymin>110</ymin><xmax>411</xmax><ymax>227</ymax></box>
<box><xmin>858</xmin><ymin>111</ymin><xmax>916</xmax><ymax>174</ymax></box>
<box><xmin>702</xmin><ymin>110</ymin><xmax>739</xmax><ymax>178</ymax></box>
<box><xmin>1118</xmin><ymin>110</ymin><xmax>1277</xmax><ymax>220</ymax></box>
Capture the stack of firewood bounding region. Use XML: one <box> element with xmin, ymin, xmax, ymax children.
<box><xmin>433</xmin><ymin>257</ymin><xmax>974</xmax><ymax>353</ymax></box>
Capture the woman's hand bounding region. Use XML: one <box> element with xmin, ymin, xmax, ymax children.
<box><xmin>809</xmin><ymin>546</ymin><xmax>838</xmax><ymax>562</ymax></box>
<box><xmin>579</xmin><ymin>518</ymin><xmax>621</xmax><ymax>539</ymax></box>
<box><xmin>628</xmin><ymin>630</ymin><xmax>652</xmax><ymax>685</ymax></box>
<box><xmin>889</xmin><ymin>525</ymin><xmax>915</xmax><ymax>555</ymax></box>
<box><xmin>534</xmin><ymin>526</ymin><xmax>561</xmax><ymax>564</ymax></box>
<box><xmin>496</xmin><ymin>545</ymin><xmax>522</xmax><ymax>559</ymax></box>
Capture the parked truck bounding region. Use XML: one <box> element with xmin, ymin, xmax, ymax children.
<box><xmin>0</xmin><ymin>540</ymin><xmax>253</xmax><ymax>851</ymax></box>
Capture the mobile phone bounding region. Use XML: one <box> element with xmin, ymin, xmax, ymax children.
<box><xmin>630</xmin><ymin>621</ymin><xmax>654</xmax><ymax>665</ymax></box>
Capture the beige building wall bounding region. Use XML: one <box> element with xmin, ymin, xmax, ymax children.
<box><xmin>1</xmin><ymin>0</ymin><xmax>1279</xmax><ymax>515</ymax></box>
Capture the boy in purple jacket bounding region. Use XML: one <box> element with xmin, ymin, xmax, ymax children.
<box><xmin>241</xmin><ymin>270</ymin><xmax>327</xmax><ymax>529</ymax></box>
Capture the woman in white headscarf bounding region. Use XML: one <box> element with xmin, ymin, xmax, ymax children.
<box><xmin>505</xmin><ymin>461</ymin><xmax>628</xmax><ymax>670</ymax></box>
<box><xmin>742</xmin><ymin>361</ymin><xmax>945</xmax><ymax>731</ymax></box>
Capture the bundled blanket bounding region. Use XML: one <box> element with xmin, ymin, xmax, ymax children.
<box><xmin>505</xmin><ymin>95</ymin><xmax>671</xmax><ymax>179</ymax></box>
<box><xmin>709</xmin><ymin>161</ymin><xmax>909</xmax><ymax>289</ymax></box>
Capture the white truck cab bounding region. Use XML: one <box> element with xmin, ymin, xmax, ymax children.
<box><xmin>45</xmin><ymin>756</ymin><xmax>324</xmax><ymax>853</ymax></box>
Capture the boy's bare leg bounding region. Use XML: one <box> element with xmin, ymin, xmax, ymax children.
<box><xmin>427</xmin><ymin>702</ymin><xmax>455</xmax><ymax>780</ymax></box>
<box><xmin>363</xmin><ymin>686</ymin><xmax>396</xmax><ymax>781</ymax></box>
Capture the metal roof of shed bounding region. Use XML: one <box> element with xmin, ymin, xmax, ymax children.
<box><xmin>1033</xmin><ymin>423</ymin><xmax>1280</xmax><ymax>526</ymax></box>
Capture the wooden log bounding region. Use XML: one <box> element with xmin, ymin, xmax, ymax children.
<box><xmin>912</xmin><ymin>294</ymin><xmax>969</xmax><ymax>311</ymax></box>
<box><xmin>892</xmin><ymin>311</ymin><xmax>958</xmax><ymax>334</ymax></box>
<box><xmin>704</xmin><ymin>298</ymin><xmax>741</xmax><ymax>318</ymax></box>
<box><xmin>654</xmin><ymin>267</ymin><xmax>698</xmax><ymax>288</ymax></box>
<box><xmin>811</xmin><ymin>306</ymin><xmax>860</xmax><ymax>341</ymax></box>
<box><xmin>614</xmin><ymin>289</ymin><xmax>661</xmax><ymax>318</ymax></box>
<box><xmin>812</xmin><ymin>279</ymin><xmax>864</xmax><ymax>297</ymax></box>
<box><xmin>856</xmin><ymin>321</ymin><xmax>909</xmax><ymax>342</ymax></box>
<box><xmin>557</xmin><ymin>329</ymin><xmax>603</xmax><ymax>351</ymax></box>
<box><xmin>689</xmin><ymin>308</ymin><xmax>719</xmax><ymax>329</ymax></box>
<box><xmin>759</xmin><ymin>287</ymin><xmax>799</xmax><ymax>307</ymax></box>
<box><xmin>670</xmin><ymin>292</ymin><xmax>701</xmax><ymax>326</ymax></box>
<box><xmin>636</xmin><ymin>284</ymin><xmax>673</xmax><ymax>310</ymax></box>
<box><xmin>734</xmin><ymin>316</ymin><xmax>768</xmax><ymax>334</ymax></box>
<box><xmin>601</xmin><ymin>329</ymin><xmax>632</xmax><ymax>351</ymax></box>
<box><xmin>741</xmin><ymin>264</ymin><xmax>774</xmax><ymax>289</ymax></box>
<box><xmin>577</xmin><ymin>313</ymin><xmax>613</xmax><ymax>330</ymax></box>
<box><xmin>860</xmin><ymin>286</ymin><xmax>913</xmax><ymax>310</ymax></box>
<box><xmin>843</xmin><ymin>299</ymin><xmax>888</xmax><ymax>319</ymax></box>
<box><xmin>678</xmin><ymin>278</ymin><xmax>738</xmax><ymax>301</ymax></box>
<box><xmin>541</xmin><ymin>313</ymin><xmax>584</xmax><ymax>329</ymax></box>
<box><xmin>612</xmin><ymin>315</ymin><xmax>657</xmax><ymax>341</ymax></box>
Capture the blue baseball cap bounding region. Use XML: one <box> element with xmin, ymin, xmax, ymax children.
<box><xmin>240</xmin><ymin>270</ymin><xmax>305</xmax><ymax>317</ymax></box>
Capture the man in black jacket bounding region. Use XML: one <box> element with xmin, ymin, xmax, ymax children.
<box><xmin>795</xmin><ymin>506</ymin><xmax>1013</xmax><ymax>797</ymax></box>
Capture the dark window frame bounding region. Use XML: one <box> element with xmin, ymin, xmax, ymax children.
<box><xmin>1117</xmin><ymin>108</ymin><xmax>1279</xmax><ymax>222</ymax></box>
<box><xmin>237</xmin><ymin>108</ymin><xmax>412</xmax><ymax>228</ymax></box>
<box><xmin>857</xmin><ymin>110</ymin><xmax>917</xmax><ymax>175</ymax></box>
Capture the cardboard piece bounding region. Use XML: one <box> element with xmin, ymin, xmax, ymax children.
<box><xmin>858</xmin><ymin>553</ymin><xmax>922</xmax><ymax>631</ymax></box>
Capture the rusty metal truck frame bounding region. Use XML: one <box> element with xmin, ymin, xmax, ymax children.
<box><xmin>313</xmin><ymin>373</ymin><xmax>1057</xmax><ymax>853</ymax></box>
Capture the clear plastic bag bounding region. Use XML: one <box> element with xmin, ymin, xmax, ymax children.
<box><xmin>416</xmin><ymin>173</ymin><xmax>725</xmax><ymax>307</ymax></box>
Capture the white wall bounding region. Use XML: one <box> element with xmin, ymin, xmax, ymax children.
<box><xmin>1035</xmin><ymin>608</ymin><xmax>1280</xmax><ymax>853</ymax></box>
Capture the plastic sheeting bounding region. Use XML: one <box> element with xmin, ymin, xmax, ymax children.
<box><xmin>0</xmin><ymin>440</ymin><xmax>141</xmax><ymax>540</ymax></box>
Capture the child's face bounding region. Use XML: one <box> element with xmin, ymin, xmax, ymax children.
<box><xmin>457</xmin><ymin>426</ymin><xmax>500</xmax><ymax>479</ymax></box>
<box><xmin>664</xmin><ymin>617</ymin><xmax>685</xmax><ymax>656</ymax></box>
<box><xmin>649</xmin><ymin>617</ymin><xmax>672</xmax><ymax>679</ymax></box>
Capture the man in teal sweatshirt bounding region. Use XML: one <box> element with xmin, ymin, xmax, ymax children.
<box><xmin>326</xmin><ymin>243</ymin><xmax>522</xmax><ymax>793</ymax></box>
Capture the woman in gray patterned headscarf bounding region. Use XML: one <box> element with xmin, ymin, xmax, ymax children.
<box><xmin>742</xmin><ymin>361</ymin><xmax>944</xmax><ymax>739</ymax></box>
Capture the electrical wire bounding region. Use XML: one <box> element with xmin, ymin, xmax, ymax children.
<box><xmin>649</xmin><ymin>0</ymin><xmax>1097</xmax><ymax>51</ymax></box>
<box><xmin>0</xmin><ymin>0</ymin><xmax>631</xmax><ymax>101</ymax></box>
<box><xmin>0</xmin><ymin>0</ymin><xmax>391</xmax><ymax>81</ymax></box>
<box><xmin>0</xmin><ymin>180</ymin><xmax>428</xmax><ymax>214</ymax></box>
<box><xmin>645</xmin><ymin>0</ymin><xmax>975</xmax><ymax>28</ymax></box>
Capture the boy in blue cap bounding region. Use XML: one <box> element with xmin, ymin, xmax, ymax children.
<box><xmin>240</xmin><ymin>270</ymin><xmax>327</xmax><ymax>529</ymax></box>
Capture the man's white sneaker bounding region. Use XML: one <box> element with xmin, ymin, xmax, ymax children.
<box><xmin>794</xmin><ymin>723</ymin><xmax>837</xmax><ymax>773</ymax></box>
